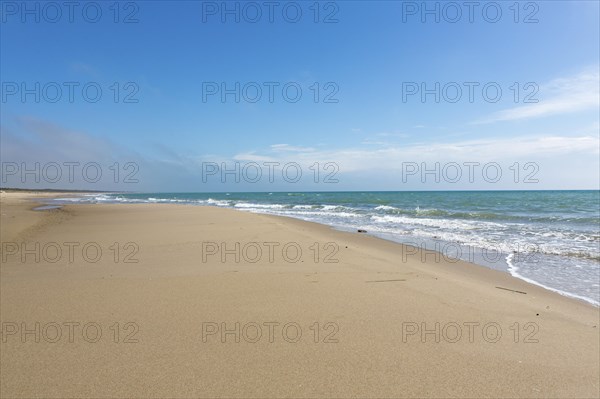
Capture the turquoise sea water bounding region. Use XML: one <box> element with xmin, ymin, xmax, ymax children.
<box><xmin>52</xmin><ymin>191</ymin><xmax>600</xmax><ymax>305</ymax></box>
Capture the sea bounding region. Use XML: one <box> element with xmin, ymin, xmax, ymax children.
<box><xmin>49</xmin><ymin>190</ymin><xmax>600</xmax><ymax>306</ymax></box>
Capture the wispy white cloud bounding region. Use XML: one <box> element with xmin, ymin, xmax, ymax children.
<box><xmin>232</xmin><ymin>152</ymin><xmax>278</xmax><ymax>163</ymax></box>
<box><xmin>375</xmin><ymin>131</ymin><xmax>411</xmax><ymax>138</ymax></box>
<box><xmin>228</xmin><ymin>135</ymin><xmax>599</xmax><ymax>189</ymax></box>
<box><xmin>360</xmin><ymin>140</ymin><xmax>389</xmax><ymax>145</ymax></box>
<box><xmin>474</xmin><ymin>68</ymin><xmax>600</xmax><ymax>124</ymax></box>
<box><xmin>270</xmin><ymin>144</ymin><xmax>316</xmax><ymax>152</ymax></box>
<box><xmin>232</xmin><ymin>135</ymin><xmax>599</xmax><ymax>173</ymax></box>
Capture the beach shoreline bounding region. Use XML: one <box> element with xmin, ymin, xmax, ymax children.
<box><xmin>1</xmin><ymin>191</ymin><xmax>599</xmax><ymax>398</ymax></box>
<box><xmin>26</xmin><ymin>190</ymin><xmax>600</xmax><ymax>306</ymax></box>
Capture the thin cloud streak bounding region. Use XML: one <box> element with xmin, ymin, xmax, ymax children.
<box><xmin>473</xmin><ymin>68</ymin><xmax>600</xmax><ymax>124</ymax></box>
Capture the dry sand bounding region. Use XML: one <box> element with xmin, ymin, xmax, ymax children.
<box><xmin>1</xmin><ymin>191</ymin><xmax>598</xmax><ymax>398</ymax></box>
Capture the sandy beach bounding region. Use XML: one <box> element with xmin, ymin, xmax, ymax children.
<box><xmin>0</xmin><ymin>191</ymin><xmax>598</xmax><ymax>398</ymax></box>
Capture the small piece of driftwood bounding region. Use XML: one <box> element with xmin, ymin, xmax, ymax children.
<box><xmin>495</xmin><ymin>286</ymin><xmax>527</xmax><ymax>294</ymax></box>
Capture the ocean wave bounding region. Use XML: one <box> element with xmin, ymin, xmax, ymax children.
<box><xmin>374</xmin><ymin>205</ymin><xmax>398</xmax><ymax>211</ymax></box>
<box><xmin>371</xmin><ymin>205</ymin><xmax>599</xmax><ymax>224</ymax></box>
<box><xmin>205</xmin><ymin>198</ymin><xmax>230</xmax><ymax>206</ymax></box>
<box><xmin>321</xmin><ymin>205</ymin><xmax>355</xmax><ymax>211</ymax></box>
<box><xmin>506</xmin><ymin>253</ymin><xmax>599</xmax><ymax>306</ymax></box>
<box><xmin>54</xmin><ymin>197</ymin><xmax>86</xmax><ymax>202</ymax></box>
<box><xmin>234</xmin><ymin>202</ymin><xmax>287</xmax><ymax>210</ymax></box>
<box><xmin>370</xmin><ymin>214</ymin><xmax>504</xmax><ymax>230</ymax></box>
<box><xmin>292</xmin><ymin>205</ymin><xmax>315</xmax><ymax>210</ymax></box>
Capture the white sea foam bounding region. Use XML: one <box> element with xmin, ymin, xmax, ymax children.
<box><xmin>205</xmin><ymin>198</ymin><xmax>230</xmax><ymax>206</ymax></box>
<box><xmin>292</xmin><ymin>205</ymin><xmax>313</xmax><ymax>209</ymax></box>
<box><xmin>506</xmin><ymin>253</ymin><xmax>600</xmax><ymax>306</ymax></box>
<box><xmin>374</xmin><ymin>205</ymin><xmax>398</xmax><ymax>211</ymax></box>
<box><xmin>234</xmin><ymin>202</ymin><xmax>286</xmax><ymax>209</ymax></box>
<box><xmin>54</xmin><ymin>197</ymin><xmax>85</xmax><ymax>202</ymax></box>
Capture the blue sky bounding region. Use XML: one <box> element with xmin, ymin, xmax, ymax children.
<box><xmin>1</xmin><ymin>1</ymin><xmax>599</xmax><ymax>191</ymax></box>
